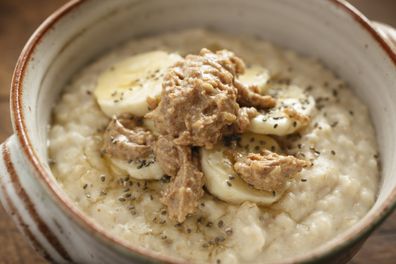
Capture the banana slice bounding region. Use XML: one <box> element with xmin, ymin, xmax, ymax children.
<box><xmin>238</xmin><ymin>65</ymin><xmax>270</xmax><ymax>94</ymax></box>
<box><xmin>249</xmin><ymin>85</ymin><xmax>315</xmax><ymax>136</ymax></box>
<box><xmin>143</xmin><ymin>118</ymin><xmax>159</xmax><ymax>135</ymax></box>
<box><xmin>201</xmin><ymin>133</ymin><xmax>285</xmax><ymax>205</ymax></box>
<box><xmin>110</xmin><ymin>155</ymin><xmax>164</xmax><ymax>180</ymax></box>
<box><xmin>94</xmin><ymin>51</ymin><xmax>182</xmax><ymax>117</ymax></box>
<box><xmin>236</xmin><ymin>132</ymin><xmax>281</xmax><ymax>154</ymax></box>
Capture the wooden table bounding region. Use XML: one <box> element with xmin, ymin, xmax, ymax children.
<box><xmin>0</xmin><ymin>1</ymin><xmax>395</xmax><ymax>263</ymax></box>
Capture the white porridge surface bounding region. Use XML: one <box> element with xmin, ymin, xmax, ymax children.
<box><xmin>48</xmin><ymin>29</ymin><xmax>379</xmax><ymax>263</ymax></box>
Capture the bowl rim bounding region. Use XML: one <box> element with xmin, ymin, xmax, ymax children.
<box><xmin>9</xmin><ymin>0</ymin><xmax>396</xmax><ymax>263</ymax></box>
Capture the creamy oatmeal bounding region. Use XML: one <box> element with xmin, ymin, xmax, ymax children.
<box><xmin>49</xmin><ymin>29</ymin><xmax>379</xmax><ymax>263</ymax></box>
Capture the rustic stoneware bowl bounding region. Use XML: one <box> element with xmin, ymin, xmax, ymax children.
<box><xmin>0</xmin><ymin>0</ymin><xmax>395</xmax><ymax>263</ymax></box>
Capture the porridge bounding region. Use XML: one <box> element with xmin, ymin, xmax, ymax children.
<box><xmin>48</xmin><ymin>29</ymin><xmax>379</xmax><ymax>263</ymax></box>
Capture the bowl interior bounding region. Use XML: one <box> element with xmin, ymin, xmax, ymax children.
<box><xmin>15</xmin><ymin>0</ymin><xmax>396</xmax><ymax>261</ymax></box>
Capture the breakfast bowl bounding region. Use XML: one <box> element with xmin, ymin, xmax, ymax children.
<box><xmin>0</xmin><ymin>0</ymin><xmax>396</xmax><ymax>263</ymax></box>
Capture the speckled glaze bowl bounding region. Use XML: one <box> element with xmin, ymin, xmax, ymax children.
<box><xmin>0</xmin><ymin>0</ymin><xmax>395</xmax><ymax>263</ymax></box>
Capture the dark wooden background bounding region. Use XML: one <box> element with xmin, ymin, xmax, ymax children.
<box><xmin>0</xmin><ymin>0</ymin><xmax>395</xmax><ymax>263</ymax></box>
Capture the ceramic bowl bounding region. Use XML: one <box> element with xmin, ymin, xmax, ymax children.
<box><xmin>0</xmin><ymin>0</ymin><xmax>396</xmax><ymax>263</ymax></box>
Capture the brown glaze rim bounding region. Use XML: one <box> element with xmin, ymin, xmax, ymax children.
<box><xmin>2</xmin><ymin>143</ymin><xmax>72</xmax><ymax>261</ymax></box>
<box><xmin>0</xmin><ymin>166</ymin><xmax>54</xmax><ymax>262</ymax></box>
<box><xmin>375</xmin><ymin>22</ymin><xmax>396</xmax><ymax>51</ymax></box>
<box><xmin>8</xmin><ymin>0</ymin><xmax>396</xmax><ymax>263</ymax></box>
<box><xmin>1</xmin><ymin>193</ymin><xmax>54</xmax><ymax>262</ymax></box>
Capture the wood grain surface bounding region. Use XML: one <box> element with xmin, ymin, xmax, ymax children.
<box><xmin>0</xmin><ymin>0</ymin><xmax>394</xmax><ymax>263</ymax></box>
